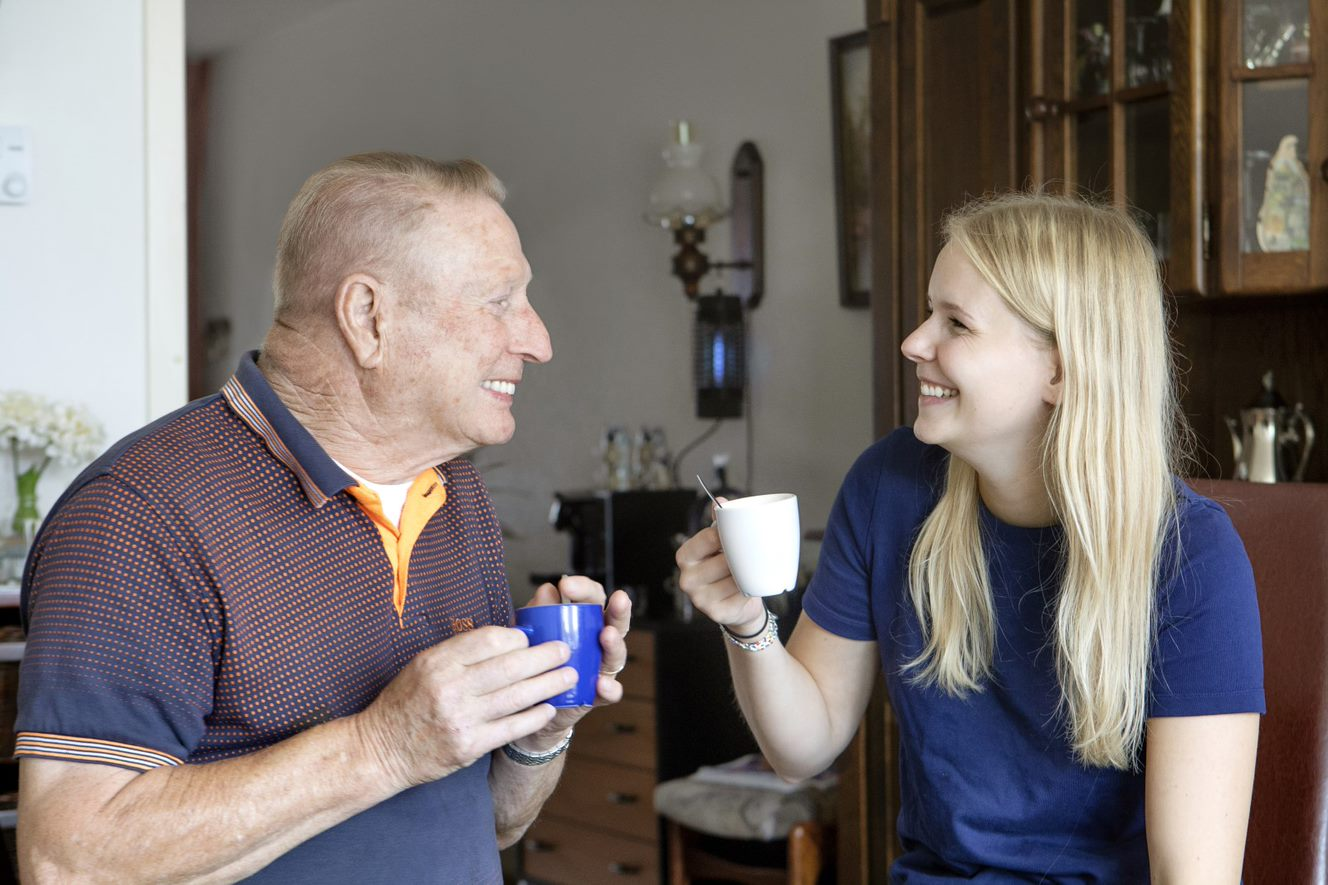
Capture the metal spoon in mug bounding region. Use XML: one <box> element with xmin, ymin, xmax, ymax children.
<box><xmin>696</xmin><ymin>474</ymin><xmax>724</xmax><ymax>510</ymax></box>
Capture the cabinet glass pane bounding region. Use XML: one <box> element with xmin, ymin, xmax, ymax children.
<box><xmin>1074</xmin><ymin>0</ymin><xmax>1111</xmax><ymax>96</ymax></box>
<box><xmin>1243</xmin><ymin>0</ymin><xmax>1311</xmax><ymax>69</ymax></box>
<box><xmin>1125</xmin><ymin>0</ymin><xmax>1171</xmax><ymax>88</ymax></box>
<box><xmin>1241</xmin><ymin>79</ymin><xmax>1310</xmax><ymax>253</ymax></box>
<box><xmin>1126</xmin><ymin>97</ymin><xmax>1171</xmax><ymax>259</ymax></box>
<box><xmin>1074</xmin><ymin>110</ymin><xmax>1111</xmax><ymax>197</ymax></box>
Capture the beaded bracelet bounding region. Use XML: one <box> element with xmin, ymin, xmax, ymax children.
<box><xmin>721</xmin><ymin>610</ymin><xmax>780</xmax><ymax>653</ymax></box>
<box><xmin>502</xmin><ymin>728</ymin><xmax>573</xmax><ymax>766</ymax></box>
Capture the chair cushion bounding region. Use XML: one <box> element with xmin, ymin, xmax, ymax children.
<box><xmin>653</xmin><ymin>757</ymin><xmax>837</xmax><ymax>842</ymax></box>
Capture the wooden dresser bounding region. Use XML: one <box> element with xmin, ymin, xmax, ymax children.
<box><xmin>521</xmin><ymin>619</ymin><xmax>759</xmax><ymax>885</ymax></box>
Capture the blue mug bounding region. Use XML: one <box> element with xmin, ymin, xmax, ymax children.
<box><xmin>514</xmin><ymin>603</ymin><xmax>604</xmax><ymax>708</ymax></box>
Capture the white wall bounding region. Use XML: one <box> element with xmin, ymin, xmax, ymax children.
<box><xmin>0</xmin><ymin>0</ymin><xmax>186</xmax><ymax>526</ymax></box>
<box><xmin>198</xmin><ymin>0</ymin><xmax>872</xmax><ymax>604</ymax></box>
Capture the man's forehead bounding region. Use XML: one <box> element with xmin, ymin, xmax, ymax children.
<box><xmin>415</xmin><ymin>197</ymin><xmax>529</xmax><ymax>284</ymax></box>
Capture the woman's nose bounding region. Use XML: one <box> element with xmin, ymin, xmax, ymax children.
<box><xmin>900</xmin><ymin>321</ymin><xmax>932</xmax><ymax>364</ymax></box>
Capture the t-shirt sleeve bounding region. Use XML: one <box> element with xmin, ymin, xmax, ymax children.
<box><xmin>16</xmin><ymin>475</ymin><xmax>219</xmax><ymax>770</ymax></box>
<box><xmin>801</xmin><ymin>440</ymin><xmax>892</xmax><ymax>642</ymax></box>
<box><xmin>1149</xmin><ymin>496</ymin><xmax>1265</xmax><ymax>718</ymax></box>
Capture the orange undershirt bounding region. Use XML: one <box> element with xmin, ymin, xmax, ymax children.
<box><xmin>345</xmin><ymin>471</ymin><xmax>447</xmax><ymax>627</ymax></box>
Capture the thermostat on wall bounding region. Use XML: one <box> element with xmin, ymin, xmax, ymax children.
<box><xmin>0</xmin><ymin>126</ymin><xmax>32</xmax><ymax>205</ymax></box>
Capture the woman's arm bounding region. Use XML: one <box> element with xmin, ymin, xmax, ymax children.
<box><xmin>1145</xmin><ymin>712</ymin><xmax>1260</xmax><ymax>884</ymax></box>
<box><xmin>676</xmin><ymin>522</ymin><xmax>879</xmax><ymax>781</ymax></box>
<box><xmin>729</xmin><ymin>613</ymin><xmax>880</xmax><ymax>780</ymax></box>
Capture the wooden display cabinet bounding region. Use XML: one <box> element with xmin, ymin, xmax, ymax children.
<box><xmin>1216</xmin><ymin>0</ymin><xmax>1328</xmax><ymax>294</ymax></box>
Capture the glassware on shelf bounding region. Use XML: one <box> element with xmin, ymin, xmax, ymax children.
<box><xmin>1243</xmin><ymin>0</ymin><xmax>1311</xmax><ymax>69</ymax></box>
<box><xmin>1125</xmin><ymin>1</ymin><xmax>1172</xmax><ymax>88</ymax></box>
<box><xmin>1075</xmin><ymin>0</ymin><xmax>1112</xmax><ymax>96</ymax></box>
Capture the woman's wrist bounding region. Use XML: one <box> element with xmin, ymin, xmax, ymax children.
<box><xmin>725</xmin><ymin>607</ymin><xmax>769</xmax><ymax>639</ymax></box>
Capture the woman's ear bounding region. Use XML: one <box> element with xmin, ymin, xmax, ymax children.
<box><xmin>335</xmin><ymin>273</ymin><xmax>387</xmax><ymax>369</ymax></box>
<box><xmin>1043</xmin><ymin>349</ymin><xmax>1063</xmax><ymax>407</ymax></box>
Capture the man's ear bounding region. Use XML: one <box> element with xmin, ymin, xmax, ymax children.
<box><xmin>1044</xmin><ymin>349</ymin><xmax>1063</xmax><ymax>407</ymax></box>
<box><xmin>335</xmin><ymin>273</ymin><xmax>387</xmax><ymax>369</ymax></box>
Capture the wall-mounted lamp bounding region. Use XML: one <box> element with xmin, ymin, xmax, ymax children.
<box><xmin>645</xmin><ymin>122</ymin><xmax>764</xmax><ymax>418</ymax></box>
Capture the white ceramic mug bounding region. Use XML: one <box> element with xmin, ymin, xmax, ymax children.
<box><xmin>715</xmin><ymin>493</ymin><xmax>800</xmax><ymax>598</ymax></box>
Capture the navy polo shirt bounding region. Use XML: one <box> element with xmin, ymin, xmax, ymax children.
<box><xmin>17</xmin><ymin>351</ymin><xmax>513</xmax><ymax>883</ymax></box>
<box><xmin>803</xmin><ymin>427</ymin><xmax>1264</xmax><ymax>882</ymax></box>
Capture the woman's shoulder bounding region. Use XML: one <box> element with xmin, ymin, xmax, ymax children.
<box><xmin>1172</xmin><ymin>481</ymin><xmax>1244</xmax><ymax>549</ymax></box>
<box><xmin>1159</xmin><ymin>481</ymin><xmax>1257</xmax><ymax>619</ymax></box>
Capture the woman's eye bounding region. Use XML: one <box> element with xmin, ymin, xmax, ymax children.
<box><xmin>949</xmin><ymin>318</ymin><xmax>968</xmax><ymax>331</ymax></box>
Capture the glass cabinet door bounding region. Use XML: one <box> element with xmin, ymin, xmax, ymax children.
<box><xmin>1036</xmin><ymin>0</ymin><xmax>1206</xmax><ymax>293</ymax></box>
<box><xmin>1220</xmin><ymin>0</ymin><xmax>1328</xmax><ymax>292</ymax></box>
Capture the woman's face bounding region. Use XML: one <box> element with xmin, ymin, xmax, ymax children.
<box><xmin>900</xmin><ymin>244</ymin><xmax>1061</xmax><ymax>473</ymax></box>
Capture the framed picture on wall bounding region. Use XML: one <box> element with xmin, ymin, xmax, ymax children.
<box><xmin>830</xmin><ymin>30</ymin><xmax>871</xmax><ymax>309</ymax></box>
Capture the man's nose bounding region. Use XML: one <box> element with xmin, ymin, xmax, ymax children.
<box><xmin>515</xmin><ymin>304</ymin><xmax>553</xmax><ymax>364</ymax></box>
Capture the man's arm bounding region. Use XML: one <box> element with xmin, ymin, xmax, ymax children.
<box><xmin>19</xmin><ymin>626</ymin><xmax>575</xmax><ymax>884</ymax></box>
<box><xmin>488</xmin><ymin>578</ymin><xmax>631</xmax><ymax>847</ymax></box>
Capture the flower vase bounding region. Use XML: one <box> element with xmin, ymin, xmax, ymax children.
<box><xmin>12</xmin><ymin>467</ymin><xmax>41</xmax><ymax>543</ymax></box>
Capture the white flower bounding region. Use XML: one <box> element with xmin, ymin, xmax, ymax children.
<box><xmin>0</xmin><ymin>390</ymin><xmax>105</xmax><ymax>467</ymax></box>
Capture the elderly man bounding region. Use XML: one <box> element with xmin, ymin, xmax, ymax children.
<box><xmin>14</xmin><ymin>152</ymin><xmax>630</xmax><ymax>883</ymax></box>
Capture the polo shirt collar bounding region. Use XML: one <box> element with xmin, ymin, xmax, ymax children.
<box><xmin>221</xmin><ymin>350</ymin><xmax>356</xmax><ymax>508</ymax></box>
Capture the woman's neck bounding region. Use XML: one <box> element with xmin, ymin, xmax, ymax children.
<box><xmin>975</xmin><ymin>462</ymin><xmax>1058</xmax><ymax>528</ymax></box>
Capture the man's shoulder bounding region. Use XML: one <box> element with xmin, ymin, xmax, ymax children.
<box><xmin>52</xmin><ymin>394</ymin><xmax>245</xmax><ymax>512</ymax></box>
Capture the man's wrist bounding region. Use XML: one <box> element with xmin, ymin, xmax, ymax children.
<box><xmin>503</xmin><ymin>729</ymin><xmax>573</xmax><ymax>766</ymax></box>
<box><xmin>508</xmin><ymin>726</ymin><xmax>574</xmax><ymax>756</ymax></box>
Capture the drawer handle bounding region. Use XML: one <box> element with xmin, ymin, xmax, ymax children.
<box><xmin>524</xmin><ymin>838</ymin><xmax>555</xmax><ymax>854</ymax></box>
<box><xmin>607</xmin><ymin>791</ymin><xmax>639</xmax><ymax>805</ymax></box>
<box><xmin>608</xmin><ymin>862</ymin><xmax>643</xmax><ymax>876</ymax></box>
<box><xmin>609</xmin><ymin>722</ymin><xmax>637</xmax><ymax>735</ymax></box>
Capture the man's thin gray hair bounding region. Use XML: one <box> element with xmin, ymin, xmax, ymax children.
<box><xmin>272</xmin><ymin>152</ymin><xmax>506</xmax><ymax>317</ymax></box>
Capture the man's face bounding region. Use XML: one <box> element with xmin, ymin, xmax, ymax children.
<box><xmin>390</xmin><ymin>195</ymin><xmax>552</xmax><ymax>460</ymax></box>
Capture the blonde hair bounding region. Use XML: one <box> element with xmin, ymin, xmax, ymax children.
<box><xmin>273</xmin><ymin>152</ymin><xmax>506</xmax><ymax>317</ymax></box>
<box><xmin>905</xmin><ymin>192</ymin><xmax>1191</xmax><ymax>769</ymax></box>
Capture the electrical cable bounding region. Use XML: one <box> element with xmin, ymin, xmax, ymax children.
<box><xmin>671</xmin><ymin>419</ymin><xmax>722</xmax><ymax>488</ymax></box>
<box><xmin>743</xmin><ymin>307</ymin><xmax>754</xmax><ymax>491</ymax></box>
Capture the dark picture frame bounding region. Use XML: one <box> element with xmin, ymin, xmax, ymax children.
<box><xmin>830</xmin><ymin>30</ymin><xmax>871</xmax><ymax>309</ymax></box>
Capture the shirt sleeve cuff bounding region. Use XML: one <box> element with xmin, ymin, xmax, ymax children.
<box><xmin>14</xmin><ymin>732</ymin><xmax>183</xmax><ymax>772</ymax></box>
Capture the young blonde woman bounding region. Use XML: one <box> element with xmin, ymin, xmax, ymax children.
<box><xmin>676</xmin><ymin>192</ymin><xmax>1263</xmax><ymax>882</ymax></box>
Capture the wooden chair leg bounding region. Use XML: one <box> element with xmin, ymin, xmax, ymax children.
<box><xmin>668</xmin><ymin>819</ymin><xmax>690</xmax><ymax>885</ymax></box>
<box><xmin>787</xmin><ymin>821</ymin><xmax>826</xmax><ymax>885</ymax></box>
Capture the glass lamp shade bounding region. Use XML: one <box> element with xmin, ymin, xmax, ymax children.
<box><xmin>645</xmin><ymin>122</ymin><xmax>727</xmax><ymax>230</ymax></box>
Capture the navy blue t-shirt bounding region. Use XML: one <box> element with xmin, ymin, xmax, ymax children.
<box><xmin>803</xmin><ymin>428</ymin><xmax>1265</xmax><ymax>883</ymax></box>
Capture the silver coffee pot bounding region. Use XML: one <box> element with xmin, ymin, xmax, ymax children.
<box><xmin>1224</xmin><ymin>371</ymin><xmax>1315</xmax><ymax>483</ymax></box>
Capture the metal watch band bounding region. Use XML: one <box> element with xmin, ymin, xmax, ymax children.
<box><xmin>502</xmin><ymin>728</ymin><xmax>573</xmax><ymax>766</ymax></box>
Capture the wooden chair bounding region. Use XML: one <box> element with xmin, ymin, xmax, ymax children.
<box><xmin>666</xmin><ymin>818</ymin><xmax>831</xmax><ymax>885</ymax></box>
<box><xmin>1189</xmin><ymin>479</ymin><xmax>1328</xmax><ymax>884</ymax></box>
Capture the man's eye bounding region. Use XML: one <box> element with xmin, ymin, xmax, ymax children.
<box><xmin>949</xmin><ymin>318</ymin><xmax>968</xmax><ymax>331</ymax></box>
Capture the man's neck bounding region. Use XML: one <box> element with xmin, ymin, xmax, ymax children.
<box><xmin>258</xmin><ymin>328</ymin><xmax>439</xmax><ymax>485</ymax></box>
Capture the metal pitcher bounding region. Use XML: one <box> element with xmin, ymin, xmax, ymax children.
<box><xmin>1224</xmin><ymin>371</ymin><xmax>1315</xmax><ymax>483</ymax></box>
